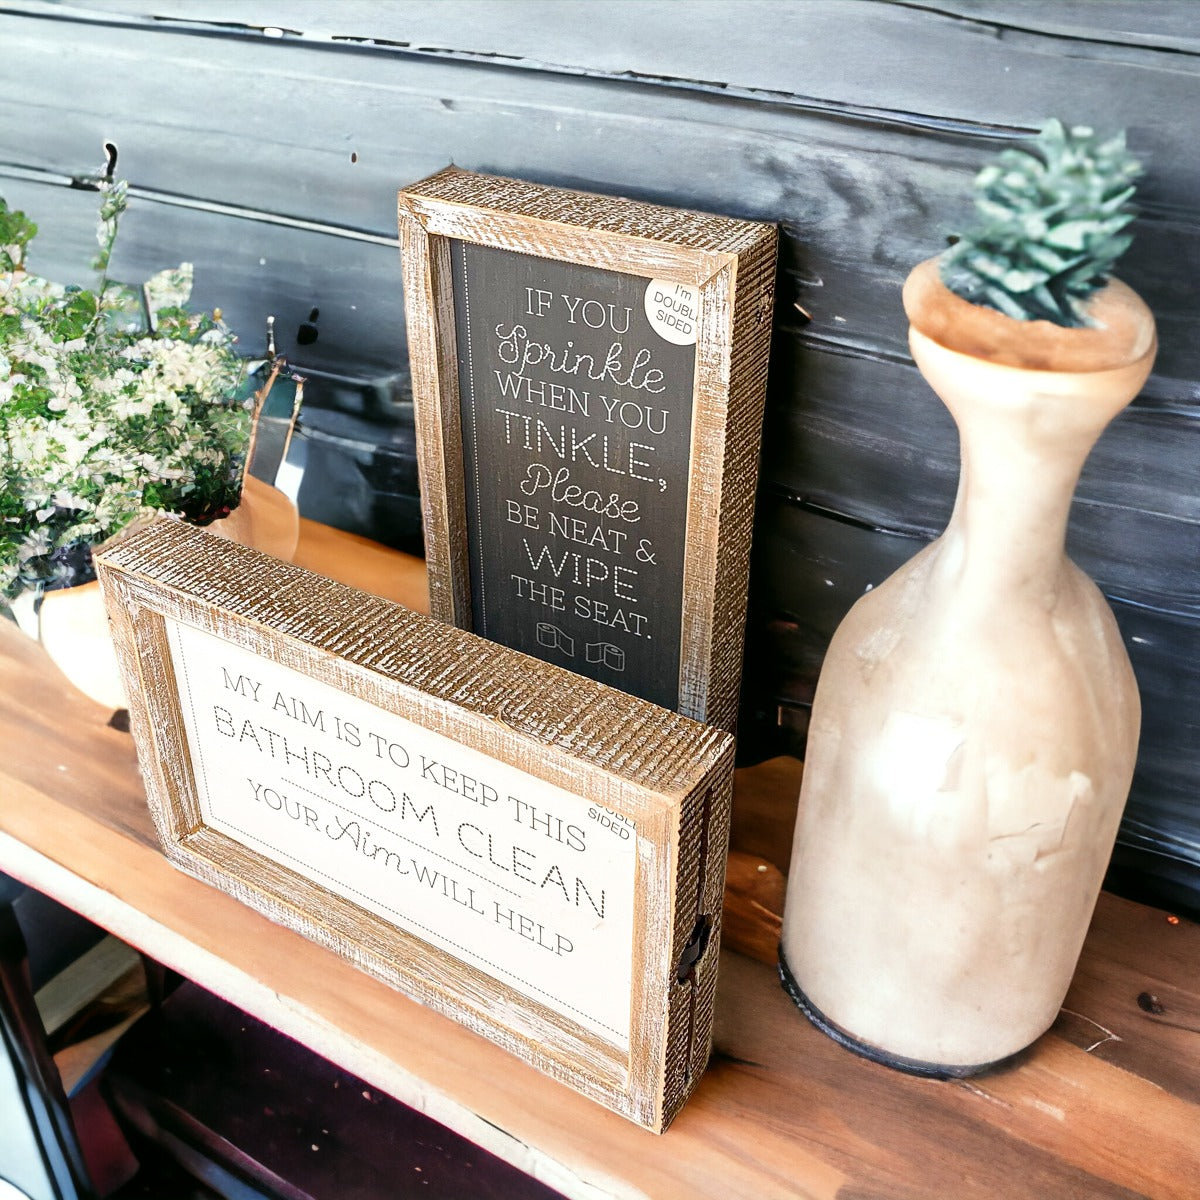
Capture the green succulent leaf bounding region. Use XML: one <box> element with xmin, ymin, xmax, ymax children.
<box><xmin>939</xmin><ymin>119</ymin><xmax>1143</xmax><ymax>326</ymax></box>
<box><xmin>980</xmin><ymin>284</ymin><xmax>1032</xmax><ymax>321</ymax></box>
<box><xmin>1021</xmin><ymin>243</ymin><xmax>1075</xmax><ymax>274</ymax></box>
<box><xmin>1001</xmin><ymin>267</ymin><xmax>1053</xmax><ymax>293</ymax></box>
<box><xmin>1043</xmin><ymin>220</ymin><xmax>1098</xmax><ymax>251</ymax></box>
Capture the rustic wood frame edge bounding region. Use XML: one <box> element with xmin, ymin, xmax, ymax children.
<box><xmin>95</xmin><ymin>520</ymin><xmax>735</xmax><ymax>1131</ymax></box>
<box><xmin>397</xmin><ymin>166</ymin><xmax>778</xmax><ymax>730</ymax></box>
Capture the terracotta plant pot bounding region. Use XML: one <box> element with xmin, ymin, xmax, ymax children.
<box><xmin>22</xmin><ymin>477</ymin><xmax>299</xmax><ymax>711</ymax></box>
<box><xmin>778</xmin><ymin>257</ymin><xmax>1157</xmax><ymax>1075</ymax></box>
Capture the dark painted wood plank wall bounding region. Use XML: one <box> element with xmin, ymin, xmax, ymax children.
<box><xmin>1</xmin><ymin>1</ymin><xmax>1197</xmax><ymax>914</ymax></box>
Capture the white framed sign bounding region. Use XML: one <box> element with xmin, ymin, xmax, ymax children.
<box><xmin>166</xmin><ymin>618</ymin><xmax>637</xmax><ymax>1045</ymax></box>
<box><xmin>96</xmin><ymin>519</ymin><xmax>734</xmax><ymax>1132</ymax></box>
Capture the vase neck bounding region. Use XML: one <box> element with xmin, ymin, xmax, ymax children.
<box><xmin>939</xmin><ymin>413</ymin><xmax>1093</xmax><ymax>600</ymax></box>
<box><xmin>914</xmin><ymin>340</ymin><xmax>1149</xmax><ymax>606</ymax></box>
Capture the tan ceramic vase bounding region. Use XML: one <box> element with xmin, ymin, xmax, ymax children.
<box><xmin>779</xmin><ymin>258</ymin><xmax>1157</xmax><ymax>1075</ymax></box>
<box><xmin>16</xmin><ymin>477</ymin><xmax>299</xmax><ymax>710</ymax></box>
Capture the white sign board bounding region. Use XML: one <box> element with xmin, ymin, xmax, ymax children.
<box><xmin>167</xmin><ymin>619</ymin><xmax>636</xmax><ymax>1045</ymax></box>
<box><xmin>96</xmin><ymin>519</ymin><xmax>734</xmax><ymax>1131</ymax></box>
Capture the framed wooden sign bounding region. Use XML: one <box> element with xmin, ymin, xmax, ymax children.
<box><xmin>398</xmin><ymin>168</ymin><xmax>776</xmax><ymax>729</ymax></box>
<box><xmin>95</xmin><ymin>520</ymin><xmax>734</xmax><ymax>1132</ymax></box>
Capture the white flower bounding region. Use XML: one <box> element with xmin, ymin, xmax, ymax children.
<box><xmin>17</xmin><ymin>528</ymin><xmax>53</xmax><ymax>561</ymax></box>
<box><xmin>144</xmin><ymin>263</ymin><xmax>194</xmax><ymax>312</ymax></box>
<box><xmin>3</xmin><ymin>272</ymin><xmax>65</xmax><ymax>304</ymax></box>
<box><xmin>1</xmin><ymin>182</ymin><xmax>251</xmax><ymax>601</ymax></box>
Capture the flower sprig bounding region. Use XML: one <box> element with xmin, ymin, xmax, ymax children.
<box><xmin>0</xmin><ymin>182</ymin><xmax>250</xmax><ymax>601</ymax></box>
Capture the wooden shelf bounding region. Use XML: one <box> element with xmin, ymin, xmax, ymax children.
<box><xmin>2</xmin><ymin>528</ymin><xmax>1198</xmax><ymax>1199</ymax></box>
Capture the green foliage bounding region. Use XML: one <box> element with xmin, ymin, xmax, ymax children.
<box><xmin>0</xmin><ymin>182</ymin><xmax>249</xmax><ymax>601</ymax></box>
<box><xmin>939</xmin><ymin>119</ymin><xmax>1143</xmax><ymax>327</ymax></box>
<box><xmin>0</xmin><ymin>198</ymin><xmax>38</xmax><ymax>272</ymax></box>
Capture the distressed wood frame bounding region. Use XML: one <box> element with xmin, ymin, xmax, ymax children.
<box><xmin>398</xmin><ymin>167</ymin><xmax>777</xmax><ymax>730</ymax></box>
<box><xmin>95</xmin><ymin>520</ymin><xmax>735</xmax><ymax>1132</ymax></box>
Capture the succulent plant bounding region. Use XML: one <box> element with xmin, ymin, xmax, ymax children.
<box><xmin>939</xmin><ymin>118</ymin><xmax>1143</xmax><ymax>327</ymax></box>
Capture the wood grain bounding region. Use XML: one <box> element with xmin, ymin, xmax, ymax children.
<box><xmin>25</xmin><ymin>2</ymin><xmax>1200</xmax><ymax>107</ymax></box>
<box><xmin>94</xmin><ymin>520</ymin><xmax>734</xmax><ymax>1132</ymax></box>
<box><xmin>2</xmin><ymin>9</ymin><xmax>1199</xmax><ymax>401</ymax></box>
<box><xmin>720</xmin><ymin>851</ymin><xmax>785</xmax><ymax>967</ymax></box>
<box><xmin>290</xmin><ymin>516</ymin><xmax>430</xmax><ymax>611</ymax></box>
<box><xmin>398</xmin><ymin>167</ymin><xmax>776</xmax><ymax>732</ymax></box>
<box><xmin>762</xmin><ymin>345</ymin><xmax>1200</xmax><ymax>551</ymax></box>
<box><xmin>1</xmin><ymin>614</ymin><xmax>1198</xmax><ymax>1197</ymax></box>
<box><xmin>0</xmin><ymin>0</ymin><xmax>1195</xmax><ymax>927</ymax></box>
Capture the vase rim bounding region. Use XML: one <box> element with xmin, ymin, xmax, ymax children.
<box><xmin>907</xmin><ymin>326</ymin><xmax>1157</xmax><ymax>397</ymax></box>
<box><xmin>903</xmin><ymin>256</ymin><xmax>1157</xmax><ymax>376</ymax></box>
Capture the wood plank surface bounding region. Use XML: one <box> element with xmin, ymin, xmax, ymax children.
<box><xmin>291</xmin><ymin>515</ymin><xmax>430</xmax><ymax>611</ymax></box>
<box><xmin>2</xmin><ymin>8</ymin><xmax>1200</xmax><ymax>397</ymax></box>
<box><xmin>1</xmin><ymin>612</ymin><xmax>1198</xmax><ymax>1198</ymax></box>
<box><xmin>762</xmin><ymin>345</ymin><xmax>1200</xmax><ymax>557</ymax></box>
<box><xmin>17</xmin><ymin>2</ymin><xmax>1200</xmax><ymax>133</ymax></box>
<box><xmin>0</xmin><ymin>0</ymin><xmax>1196</xmax><ymax>928</ymax></box>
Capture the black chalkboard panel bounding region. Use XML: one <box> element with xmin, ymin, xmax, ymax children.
<box><xmin>400</xmin><ymin>168</ymin><xmax>776</xmax><ymax>730</ymax></box>
<box><xmin>451</xmin><ymin>241</ymin><xmax>696</xmax><ymax>709</ymax></box>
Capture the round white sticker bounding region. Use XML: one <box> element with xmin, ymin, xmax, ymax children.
<box><xmin>643</xmin><ymin>278</ymin><xmax>700</xmax><ymax>346</ymax></box>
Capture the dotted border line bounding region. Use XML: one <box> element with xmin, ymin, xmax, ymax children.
<box><xmin>169</xmin><ymin>622</ymin><xmax>212</xmax><ymax>815</ymax></box>
<box><xmin>166</xmin><ymin>625</ymin><xmax>626</xmax><ymax>1042</ymax></box>
<box><xmin>460</xmin><ymin>240</ymin><xmax>488</xmax><ymax>634</ymax></box>
<box><xmin>214</xmin><ymin>814</ymin><xmax>623</xmax><ymax>1040</ymax></box>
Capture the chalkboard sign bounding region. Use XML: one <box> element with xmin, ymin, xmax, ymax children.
<box><xmin>96</xmin><ymin>519</ymin><xmax>735</xmax><ymax>1132</ymax></box>
<box><xmin>399</xmin><ymin>169</ymin><xmax>776</xmax><ymax>729</ymax></box>
<box><xmin>453</xmin><ymin>243</ymin><xmax>696</xmax><ymax>709</ymax></box>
